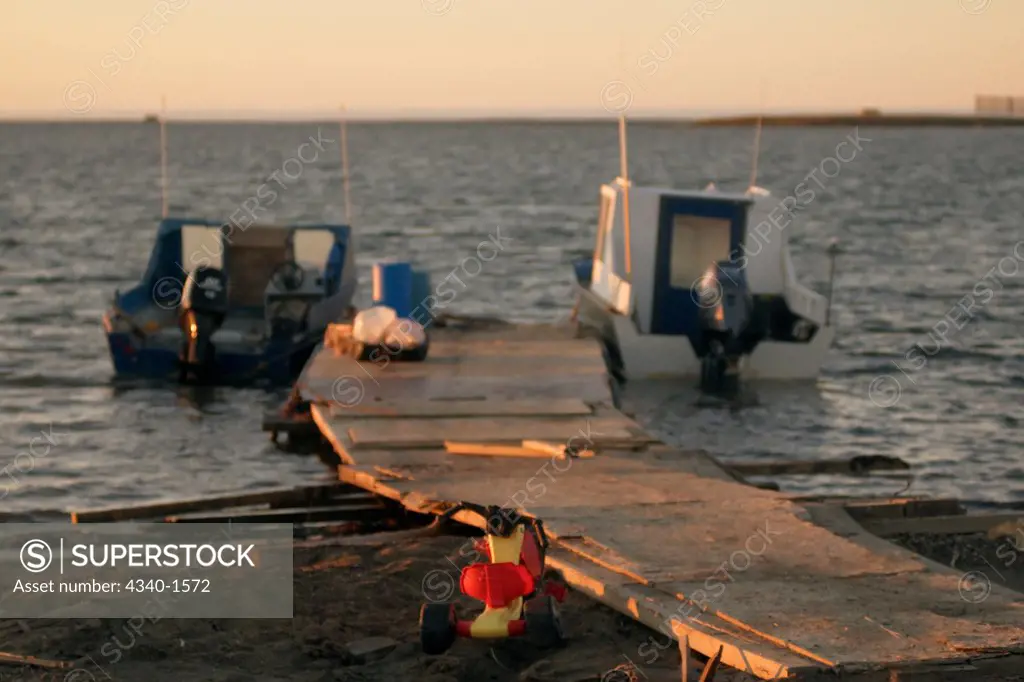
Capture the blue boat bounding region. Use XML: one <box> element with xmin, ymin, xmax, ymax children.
<box><xmin>103</xmin><ymin>217</ymin><xmax>357</xmax><ymax>385</ymax></box>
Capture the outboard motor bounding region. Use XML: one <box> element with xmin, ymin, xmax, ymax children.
<box><xmin>695</xmin><ymin>261</ymin><xmax>765</xmax><ymax>395</ymax></box>
<box><xmin>178</xmin><ymin>267</ymin><xmax>229</xmax><ymax>383</ymax></box>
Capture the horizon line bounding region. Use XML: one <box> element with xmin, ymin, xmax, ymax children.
<box><xmin>0</xmin><ymin>106</ymin><xmax>985</xmax><ymax>124</ymax></box>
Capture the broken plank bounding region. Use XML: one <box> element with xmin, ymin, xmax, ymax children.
<box><xmin>0</xmin><ymin>652</ymin><xmax>74</xmax><ymax>669</ymax></box>
<box><xmin>347</xmin><ymin>416</ymin><xmax>647</xmax><ymax>450</ymax></box>
<box><xmin>444</xmin><ymin>441</ymin><xmax>595</xmax><ymax>460</ymax></box>
<box><xmin>698</xmin><ymin>645</ymin><xmax>723</xmax><ymax>682</ymax></box>
<box><xmin>329</xmin><ymin>398</ymin><xmax>594</xmax><ymax>419</ymax></box>
<box><xmin>293</xmin><ymin>525</ymin><xmax>440</xmax><ymax>549</ymax></box>
<box><xmin>545</xmin><ymin>548</ymin><xmax>823</xmax><ymax>680</ymax></box>
<box><xmin>883</xmin><ymin>653</ymin><xmax>1024</xmax><ymax>681</ymax></box>
<box><xmin>786</xmin><ymin>495</ymin><xmax>965</xmax><ymax>521</ymax></box>
<box><xmin>165</xmin><ymin>503</ymin><xmax>391</xmax><ymax>524</ymax></box>
<box><xmin>838</xmin><ymin>498</ymin><xmax>965</xmax><ymax>521</ymax></box>
<box><xmin>723</xmin><ymin>455</ymin><xmax>910</xmax><ymax>477</ymax></box>
<box><xmin>523</xmin><ymin>439</ymin><xmax>567</xmax><ymax>457</ymax></box>
<box><xmin>71</xmin><ymin>483</ymin><xmax>357</xmax><ymax>523</ymax></box>
<box><xmin>445</xmin><ymin>442</ymin><xmax>561</xmax><ymax>458</ymax></box>
<box><xmin>521</xmin><ymin>440</ymin><xmax>595</xmax><ymax>458</ymax></box>
<box><xmin>658</xmin><ymin>573</ymin><xmax>1024</xmax><ymax>677</ymax></box>
<box><xmin>860</xmin><ymin>513</ymin><xmax>1024</xmax><ymax>537</ymax></box>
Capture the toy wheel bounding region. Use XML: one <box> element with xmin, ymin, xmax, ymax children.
<box><xmin>419</xmin><ymin>602</ymin><xmax>456</xmax><ymax>655</ymax></box>
<box><xmin>526</xmin><ymin>595</ymin><xmax>566</xmax><ymax>648</ymax></box>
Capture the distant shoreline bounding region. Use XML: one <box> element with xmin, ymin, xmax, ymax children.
<box><xmin>2</xmin><ymin>113</ymin><xmax>1024</xmax><ymax>127</ymax></box>
<box><xmin>691</xmin><ymin>114</ymin><xmax>1024</xmax><ymax>127</ymax></box>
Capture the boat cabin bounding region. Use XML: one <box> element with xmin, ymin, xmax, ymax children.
<box><xmin>579</xmin><ymin>180</ymin><xmax>826</xmax><ymax>339</ymax></box>
<box><xmin>115</xmin><ymin>217</ymin><xmax>355</xmax><ymax>333</ymax></box>
<box><xmin>585</xmin><ymin>182</ymin><xmax>742</xmax><ymax>335</ymax></box>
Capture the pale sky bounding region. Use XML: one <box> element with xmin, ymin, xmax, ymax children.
<box><xmin>1</xmin><ymin>0</ymin><xmax>1020</xmax><ymax>119</ymax></box>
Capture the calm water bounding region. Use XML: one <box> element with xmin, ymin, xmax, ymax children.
<box><xmin>0</xmin><ymin>121</ymin><xmax>1021</xmax><ymax>513</ymax></box>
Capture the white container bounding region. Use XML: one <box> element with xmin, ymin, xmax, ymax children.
<box><xmin>383</xmin><ymin>319</ymin><xmax>426</xmax><ymax>350</ymax></box>
<box><xmin>352</xmin><ymin>306</ymin><xmax>397</xmax><ymax>345</ymax></box>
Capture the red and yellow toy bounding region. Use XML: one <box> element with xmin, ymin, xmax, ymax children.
<box><xmin>419</xmin><ymin>503</ymin><xmax>568</xmax><ymax>654</ymax></box>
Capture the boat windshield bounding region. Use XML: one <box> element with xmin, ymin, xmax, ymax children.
<box><xmin>178</xmin><ymin>225</ymin><xmax>341</xmax><ymax>309</ymax></box>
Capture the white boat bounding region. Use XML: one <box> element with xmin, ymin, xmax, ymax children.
<box><xmin>572</xmin><ymin>120</ymin><xmax>837</xmax><ymax>386</ymax></box>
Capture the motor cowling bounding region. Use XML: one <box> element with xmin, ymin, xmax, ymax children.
<box><xmin>695</xmin><ymin>261</ymin><xmax>764</xmax><ymax>394</ymax></box>
<box><xmin>178</xmin><ymin>267</ymin><xmax>228</xmax><ymax>382</ymax></box>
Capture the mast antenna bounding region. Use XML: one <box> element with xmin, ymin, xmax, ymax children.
<box><xmin>749</xmin><ymin>81</ymin><xmax>765</xmax><ymax>191</ymax></box>
<box><xmin>159</xmin><ymin>95</ymin><xmax>169</xmax><ymax>218</ymax></box>
<box><xmin>339</xmin><ymin>104</ymin><xmax>352</xmax><ymax>225</ymax></box>
<box><xmin>749</xmin><ymin>114</ymin><xmax>763</xmax><ymax>190</ymax></box>
<box><xmin>618</xmin><ymin>114</ymin><xmax>632</xmax><ymax>280</ymax></box>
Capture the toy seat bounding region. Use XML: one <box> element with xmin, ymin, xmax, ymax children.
<box><xmin>460</xmin><ymin>562</ymin><xmax>535</xmax><ymax>609</ymax></box>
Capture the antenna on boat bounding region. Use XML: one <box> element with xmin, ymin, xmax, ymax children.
<box><xmin>825</xmin><ymin>238</ymin><xmax>841</xmax><ymax>328</ymax></box>
<box><xmin>159</xmin><ymin>95</ymin><xmax>169</xmax><ymax>218</ymax></box>
<box><xmin>748</xmin><ymin>113</ymin><xmax>763</xmax><ymax>191</ymax></box>
<box><xmin>339</xmin><ymin>104</ymin><xmax>352</xmax><ymax>225</ymax></box>
<box><xmin>618</xmin><ymin>114</ymin><xmax>632</xmax><ymax>279</ymax></box>
<box><xmin>748</xmin><ymin>80</ymin><xmax>765</xmax><ymax>193</ymax></box>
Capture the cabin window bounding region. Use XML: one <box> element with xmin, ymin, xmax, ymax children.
<box><xmin>293</xmin><ymin>229</ymin><xmax>335</xmax><ymax>269</ymax></box>
<box><xmin>594</xmin><ymin>190</ymin><xmax>614</xmax><ymax>263</ymax></box>
<box><xmin>668</xmin><ymin>214</ymin><xmax>732</xmax><ymax>288</ymax></box>
<box><xmin>180</xmin><ymin>225</ymin><xmax>224</xmax><ymax>272</ymax></box>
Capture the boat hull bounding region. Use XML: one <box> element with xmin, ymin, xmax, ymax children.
<box><xmin>105</xmin><ymin>322</ymin><xmax>317</xmax><ymax>386</ymax></box>
<box><xmin>573</xmin><ymin>280</ymin><xmax>833</xmax><ymax>382</ymax></box>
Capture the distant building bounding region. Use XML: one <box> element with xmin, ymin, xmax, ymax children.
<box><xmin>975</xmin><ymin>95</ymin><xmax>1024</xmax><ymax>116</ymax></box>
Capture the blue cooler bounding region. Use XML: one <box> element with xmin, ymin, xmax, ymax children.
<box><xmin>410</xmin><ymin>270</ymin><xmax>433</xmax><ymax>321</ymax></box>
<box><xmin>371</xmin><ymin>262</ymin><xmax>413</xmax><ymax>318</ymax></box>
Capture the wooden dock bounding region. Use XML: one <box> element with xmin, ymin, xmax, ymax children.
<box><xmin>295</xmin><ymin>320</ymin><xmax>1024</xmax><ymax>680</ymax></box>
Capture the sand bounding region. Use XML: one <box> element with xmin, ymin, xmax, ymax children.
<box><xmin>1</xmin><ymin>530</ymin><xmax>1022</xmax><ymax>682</ymax></box>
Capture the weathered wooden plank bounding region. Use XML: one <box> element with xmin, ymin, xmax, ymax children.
<box><xmin>337</xmin><ymin>465</ymin><xmax>421</xmax><ymax>503</ymax></box>
<box><xmin>304</xmin><ymin>373</ymin><xmax>614</xmax><ymax>405</ymax></box>
<box><xmin>317</xmin><ymin>359</ymin><xmax>607</xmax><ymax>380</ymax></box>
<box><xmin>884</xmin><ymin>654</ymin><xmax>1024</xmax><ymax>681</ymax></box>
<box><xmin>444</xmin><ymin>442</ymin><xmax>550</xmax><ymax>457</ymax></box>
<box><xmin>368</xmin><ymin>463</ymin><xmax>715</xmax><ymax>514</ymax></box>
<box><xmin>327</xmin><ymin>398</ymin><xmax>594</xmax><ymax>419</ymax></box>
<box><xmin>698</xmin><ymin>646</ymin><xmax>723</xmax><ymax>682</ymax></box>
<box><xmin>443</xmin><ymin>441</ymin><xmax>594</xmax><ymax>460</ymax></box>
<box><xmin>787</xmin><ymin>497</ymin><xmax>965</xmax><ymax>521</ymax></box>
<box><xmin>545</xmin><ymin>548</ymin><xmax>824</xmax><ymax>680</ymax></box>
<box><xmin>297</xmin><ymin>327</ymin><xmax>614</xmax><ymax>406</ymax></box>
<box><xmin>860</xmin><ymin>513</ymin><xmax>1024</xmax><ymax>537</ymax></box>
<box><xmin>310</xmin><ymin>405</ymin><xmax>358</xmax><ymax>466</ymax></box>
<box><xmin>0</xmin><ymin>652</ymin><xmax>74</xmax><ymax>670</ymax></box>
<box><xmin>723</xmin><ymin>456</ymin><xmax>910</xmax><ymax>477</ymax></box>
<box><xmin>556</xmin><ymin>536</ymin><xmax>649</xmax><ymax>582</ymax></box>
<box><xmin>71</xmin><ymin>483</ymin><xmax>357</xmax><ymax>523</ymax></box>
<box><xmin>842</xmin><ymin>499</ymin><xmax>965</xmax><ymax>523</ymax></box>
<box><xmin>521</xmin><ymin>439</ymin><xmax>589</xmax><ymax>458</ymax></box>
<box><xmin>537</xmin><ymin>502</ymin><xmax>925</xmax><ymax>583</ymax></box>
<box><xmin>642</xmin><ymin>444</ymin><xmax>742</xmax><ymax>483</ymax></box>
<box><xmin>658</xmin><ymin>573</ymin><xmax>1024</xmax><ymax>672</ymax></box>
<box><xmin>344</xmin><ymin>457</ymin><xmax>926</xmax><ymax>582</ymax></box>
<box><xmin>346</xmin><ymin>416</ymin><xmax>648</xmax><ymax>449</ymax></box>
<box><xmin>165</xmin><ymin>502</ymin><xmax>389</xmax><ymax>524</ymax></box>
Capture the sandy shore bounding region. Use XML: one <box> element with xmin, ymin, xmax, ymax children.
<box><xmin>1</xmin><ymin>530</ymin><xmax>1023</xmax><ymax>682</ymax></box>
